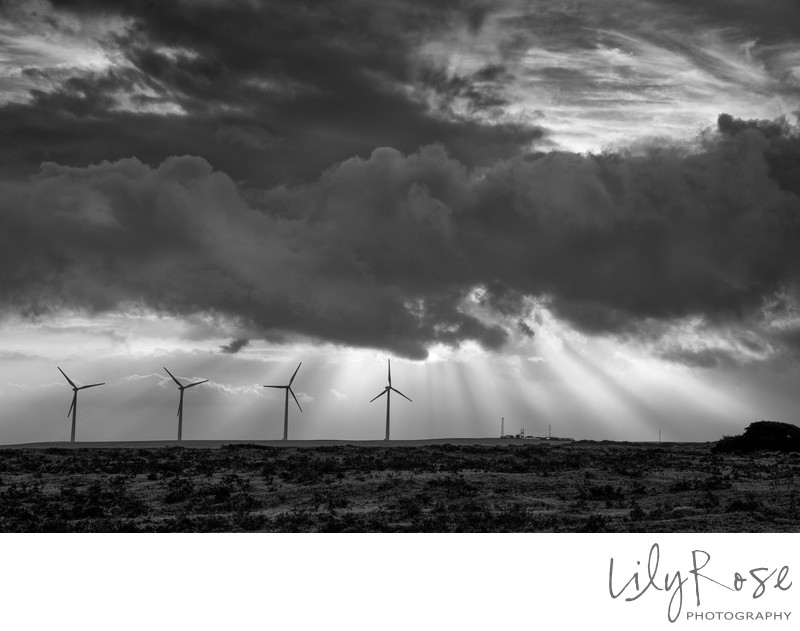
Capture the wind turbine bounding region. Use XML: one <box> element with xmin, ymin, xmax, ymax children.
<box><xmin>164</xmin><ymin>367</ymin><xmax>208</xmax><ymax>441</ymax></box>
<box><xmin>369</xmin><ymin>359</ymin><xmax>412</xmax><ymax>441</ymax></box>
<box><xmin>263</xmin><ymin>362</ymin><xmax>302</xmax><ymax>441</ymax></box>
<box><xmin>58</xmin><ymin>367</ymin><xmax>105</xmax><ymax>443</ymax></box>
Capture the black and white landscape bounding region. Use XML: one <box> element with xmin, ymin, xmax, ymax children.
<box><xmin>1</xmin><ymin>1</ymin><xmax>799</xmax><ymax>533</ymax></box>
<box><xmin>0</xmin><ymin>424</ymin><xmax>798</xmax><ymax>532</ymax></box>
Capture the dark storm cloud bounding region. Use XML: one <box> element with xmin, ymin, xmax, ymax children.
<box><xmin>220</xmin><ymin>338</ymin><xmax>250</xmax><ymax>354</ymax></box>
<box><xmin>0</xmin><ymin>0</ymin><xmax>543</xmax><ymax>186</ymax></box>
<box><xmin>0</xmin><ymin>151</ymin><xmax>507</xmax><ymax>359</ymax></box>
<box><xmin>517</xmin><ymin>320</ymin><xmax>535</xmax><ymax>338</ymax></box>
<box><xmin>1</xmin><ymin>115</ymin><xmax>800</xmax><ymax>359</ymax></box>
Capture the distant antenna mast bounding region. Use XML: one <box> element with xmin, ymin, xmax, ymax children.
<box><xmin>548</xmin><ymin>424</ymin><xmax>551</xmax><ymax>439</ymax></box>
<box><xmin>501</xmin><ymin>417</ymin><xmax>504</xmax><ymax>438</ymax></box>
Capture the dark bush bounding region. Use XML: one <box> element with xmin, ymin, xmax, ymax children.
<box><xmin>715</xmin><ymin>421</ymin><xmax>800</xmax><ymax>453</ymax></box>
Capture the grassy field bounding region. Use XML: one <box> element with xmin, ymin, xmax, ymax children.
<box><xmin>0</xmin><ymin>440</ymin><xmax>797</xmax><ymax>532</ymax></box>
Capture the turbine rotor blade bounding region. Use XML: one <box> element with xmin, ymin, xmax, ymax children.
<box><xmin>289</xmin><ymin>387</ymin><xmax>302</xmax><ymax>412</ymax></box>
<box><xmin>68</xmin><ymin>392</ymin><xmax>76</xmax><ymax>418</ymax></box>
<box><xmin>390</xmin><ymin>387</ymin><xmax>413</xmax><ymax>403</ymax></box>
<box><xmin>185</xmin><ymin>379</ymin><xmax>208</xmax><ymax>389</ymax></box>
<box><xmin>369</xmin><ymin>390</ymin><xmax>387</xmax><ymax>403</ymax></box>
<box><xmin>58</xmin><ymin>367</ymin><xmax>77</xmax><ymax>388</ymax></box>
<box><xmin>164</xmin><ymin>367</ymin><xmax>183</xmax><ymax>388</ymax></box>
<box><xmin>79</xmin><ymin>382</ymin><xmax>105</xmax><ymax>390</ymax></box>
<box><xmin>263</xmin><ymin>385</ymin><xmax>285</xmax><ymax>389</ymax></box>
<box><xmin>177</xmin><ymin>398</ymin><xmax>183</xmax><ymax>418</ymax></box>
<box><xmin>387</xmin><ymin>359</ymin><xmax>391</xmax><ymax>386</ymax></box>
<box><xmin>289</xmin><ymin>362</ymin><xmax>302</xmax><ymax>386</ymax></box>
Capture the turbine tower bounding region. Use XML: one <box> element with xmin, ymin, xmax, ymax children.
<box><xmin>263</xmin><ymin>362</ymin><xmax>303</xmax><ymax>441</ymax></box>
<box><xmin>369</xmin><ymin>359</ymin><xmax>412</xmax><ymax>441</ymax></box>
<box><xmin>164</xmin><ymin>367</ymin><xmax>208</xmax><ymax>441</ymax></box>
<box><xmin>58</xmin><ymin>367</ymin><xmax>104</xmax><ymax>443</ymax></box>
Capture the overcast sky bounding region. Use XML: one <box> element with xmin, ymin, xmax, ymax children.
<box><xmin>1</xmin><ymin>0</ymin><xmax>799</xmax><ymax>443</ymax></box>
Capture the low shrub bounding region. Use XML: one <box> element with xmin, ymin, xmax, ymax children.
<box><xmin>715</xmin><ymin>421</ymin><xmax>800</xmax><ymax>453</ymax></box>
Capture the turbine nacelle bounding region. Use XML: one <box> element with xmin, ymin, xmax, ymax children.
<box><xmin>369</xmin><ymin>360</ymin><xmax>412</xmax><ymax>403</ymax></box>
<box><xmin>59</xmin><ymin>367</ymin><xmax>104</xmax><ymax>396</ymax></box>
<box><xmin>263</xmin><ymin>362</ymin><xmax>303</xmax><ymax>412</ymax></box>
